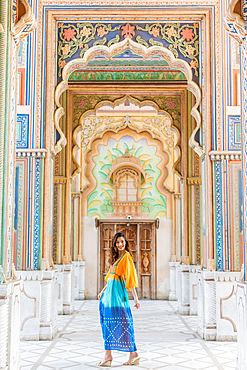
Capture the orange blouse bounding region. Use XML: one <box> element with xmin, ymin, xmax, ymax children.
<box><xmin>105</xmin><ymin>252</ymin><xmax>138</xmax><ymax>291</ymax></box>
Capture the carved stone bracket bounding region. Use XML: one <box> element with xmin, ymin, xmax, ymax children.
<box><xmin>224</xmin><ymin>0</ymin><xmax>247</xmax><ymax>44</ymax></box>
<box><xmin>11</xmin><ymin>0</ymin><xmax>36</xmax><ymax>46</ymax></box>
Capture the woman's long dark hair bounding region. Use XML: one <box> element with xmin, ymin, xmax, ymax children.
<box><xmin>111</xmin><ymin>232</ymin><xmax>133</xmax><ymax>265</ymax></box>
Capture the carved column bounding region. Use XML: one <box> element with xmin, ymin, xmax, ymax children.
<box><xmin>0</xmin><ymin>0</ymin><xmax>8</xmax><ymax>270</ymax></box>
<box><xmin>178</xmin><ymin>264</ymin><xmax>190</xmax><ymax>315</ymax></box>
<box><xmin>187</xmin><ymin>177</ymin><xmax>201</xmax><ymax>264</ymax></box>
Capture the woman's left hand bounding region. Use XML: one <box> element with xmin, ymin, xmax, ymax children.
<box><xmin>134</xmin><ymin>300</ymin><xmax>141</xmax><ymax>309</ymax></box>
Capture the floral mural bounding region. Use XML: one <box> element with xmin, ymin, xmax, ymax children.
<box><xmin>87</xmin><ymin>136</ymin><xmax>167</xmax><ymax>219</ymax></box>
<box><xmin>57</xmin><ymin>21</ymin><xmax>200</xmax><ymax>82</ymax></box>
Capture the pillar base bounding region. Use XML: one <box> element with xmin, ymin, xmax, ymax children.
<box><xmin>62</xmin><ymin>256</ymin><xmax>70</xmax><ymax>264</ymax></box>
<box><xmin>178</xmin><ymin>264</ymin><xmax>190</xmax><ymax>315</ymax></box>
<box><xmin>197</xmin><ymin>270</ymin><xmax>240</xmax><ymax>341</ymax></box>
<box><xmin>72</xmin><ymin>261</ymin><xmax>85</xmax><ymax>300</ymax></box>
<box><xmin>169</xmin><ymin>261</ymin><xmax>178</xmax><ymax>300</ymax></box>
<box><xmin>41</xmin><ymin>258</ymin><xmax>50</xmax><ymax>270</ymax></box>
<box><xmin>236</xmin><ymin>281</ymin><xmax>247</xmax><ymax>369</ymax></box>
<box><xmin>207</xmin><ymin>259</ymin><xmax>215</xmax><ymax>271</ymax></box>
<box><xmin>17</xmin><ymin>270</ymin><xmax>58</xmax><ymax>340</ymax></box>
<box><xmin>189</xmin><ymin>265</ymin><xmax>201</xmax><ymax>315</ymax></box>
<box><xmin>55</xmin><ymin>264</ymin><xmax>74</xmax><ymax>315</ymax></box>
<box><xmin>0</xmin><ymin>280</ymin><xmax>22</xmax><ymax>369</ymax></box>
<box><xmin>184</xmin><ymin>256</ymin><xmax>190</xmax><ymax>265</ymax></box>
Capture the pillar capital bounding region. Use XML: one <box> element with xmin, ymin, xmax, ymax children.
<box><xmin>207</xmin><ymin>259</ymin><xmax>215</xmax><ymax>271</ymax></box>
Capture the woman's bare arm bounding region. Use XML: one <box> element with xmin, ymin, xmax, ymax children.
<box><xmin>98</xmin><ymin>284</ymin><xmax>107</xmax><ymax>300</ymax></box>
<box><xmin>131</xmin><ymin>287</ymin><xmax>141</xmax><ymax>309</ymax></box>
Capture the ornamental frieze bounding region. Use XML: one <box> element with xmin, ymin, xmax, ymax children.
<box><xmin>57</xmin><ymin>21</ymin><xmax>200</xmax><ymax>82</ymax></box>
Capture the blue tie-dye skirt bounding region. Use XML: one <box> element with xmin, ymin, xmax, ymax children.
<box><xmin>99</xmin><ymin>275</ymin><xmax>137</xmax><ymax>352</ymax></box>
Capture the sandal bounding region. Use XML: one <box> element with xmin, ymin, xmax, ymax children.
<box><xmin>97</xmin><ymin>358</ymin><xmax>113</xmax><ymax>367</ymax></box>
<box><xmin>123</xmin><ymin>356</ymin><xmax>140</xmax><ymax>365</ymax></box>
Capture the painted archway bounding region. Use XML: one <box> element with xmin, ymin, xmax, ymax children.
<box><xmin>54</xmin><ymin>37</ymin><xmax>203</xmax><ymax>157</ymax></box>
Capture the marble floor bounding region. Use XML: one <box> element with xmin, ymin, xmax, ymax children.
<box><xmin>20</xmin><ymin>300</ymin><xmax>238</xmax><ymax>370</ymax></box>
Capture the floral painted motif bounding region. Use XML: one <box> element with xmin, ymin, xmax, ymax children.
<box><xmin>57</xmin><ymin>21</ymin><xmax>200</xmax><ymax>78</ymax></box>
<box><xmin>97</xmin><ymin>26</ymin><xmax>108</xmax><ymax>37</ymax></box>
<box><xmin>166</xmin><ymin>26</ymin><xmax>176</xmax><ymax>38</ymax></box>
<box><xmin>80</xmin><ymin>26</ymin><xmax>92</xmax><ymax>38</ymax></box>
<box><xmin>77</xmin><ymin>98</ymin><xmax>87</xmax><ymax>109</ymax></box>
<box><xmin>61</xmin><ymin>44</ymin><xmax>71</xmax><ymax>55</ymax></box>
<box><xmin>121</xmin><ymin>23</ymin><xmax>135</xmax><ymax>39</ymax></box>
<box><xmin>136</xmin><ymin>23</ymin><xmax>199</xmax><ymax>76</ymax></box>
<box><xmin>149</xmin><ymin>26</ymin><xmax>160</xmax><ymax>37</ymax></box>
<box><xmin>59</xmin><ymin>60</ymin><xmax>66</xmax><ymax>68</ymax></box>
<box><xmin>165</xmin><ymin>100</ymin><xmax>177</xmax><ymax>110</ymax></box>
<box><xmin>181</xmin><ymin>27</ymin><xmax>194</xmax><ymax>41</ymax></box>
<box><xmin>190</xmin><ymin>60</ymin><xmax>197</xmax><ymax>71</ymax></box>
<box><xmin>186</xmin><ymin>45</ymin><xmax>196</xmax><ymax>55</ymax></box>
<box><xmin>63</xmin><ymin>27</ymin><xmax>76</xmax><ymax>41</ymax></box>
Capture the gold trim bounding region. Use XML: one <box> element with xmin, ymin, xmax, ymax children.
<box><xmin>71</xmin><ymin>192</ymin><xmax>80</xmax><ymax>198</ymax></box>
<box><xmin>187</xmin><ymin>177</ymin><xmax>201</xmax><ymax>185</ymax></box>
<box><xmin>53</xmin><ymin>177</ymin><xmax>67</xmax><ymax>184</ymax></box>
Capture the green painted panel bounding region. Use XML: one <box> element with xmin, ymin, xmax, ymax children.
<box><xmin>88</xmin><ymin>136</ymin><xmax>167</xmax><ymax>219</ymax></box>
<box><xmin>69</xmin><ymin>70</ymin><xmax>186</xmax><ymax>81</ymax></box>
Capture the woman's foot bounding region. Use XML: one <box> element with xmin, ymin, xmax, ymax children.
<box><xmin>123</xmin><ymin>351</ymin><xmax>140</xmax><ymax>365</ymax></box>
<box><xmin>98</xmin><ymin>350</ymin><xmax>113</xmax><ymax>367</ymax></box>
<box><xmin>97</xmin><ymin>357</ymin><xmax>113</xmax><ymax>367</ymax></box>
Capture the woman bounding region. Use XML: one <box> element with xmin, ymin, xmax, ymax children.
<box><xmin>98</xmin><ymin>232</ymin><xmax>141</xmax><ymax>367</ymax></box>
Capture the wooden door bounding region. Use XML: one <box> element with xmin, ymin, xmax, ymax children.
<box><xmin>139</xmin><ymin>223</ymin><xmax>156</xmax><ymax>299</ymax></box>
<box><xmin>100</xmin><ymin>223</ymin><xmax>115</xmax><ymax>290</ymax></box>
<box><xmin>99</xmin><ymin>221</ymin><xmax>156</xmax><ymax>299</ymax></box>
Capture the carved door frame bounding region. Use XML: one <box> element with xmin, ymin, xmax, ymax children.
<box><xmin>98</xmin><ymin>219</ymin><xmax>156</xmax><ymax>299</ymax></box>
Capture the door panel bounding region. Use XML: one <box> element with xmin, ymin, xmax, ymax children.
<box><xmin>116</xmin><ymin>224</ymin><xmax>138</xmax><ymax>268</ymax></box>
<box><xmin>100</xmin><ymin>221</ymin><xmax>155</xmax><ymax>299</ymax></box>
<box><xmin>100</xmin><ymin>224</ymin><xmax>115</xmax><ymax>290</ymax></box>
<box><xmin>139</xmin><ymin>224</ymin><xmax>154</xmax><ymax>299</ymax></box>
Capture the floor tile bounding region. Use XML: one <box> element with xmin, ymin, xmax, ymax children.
<box><xmin>19</xmin><ymin>300</ymin><xmax>237</xmax><ymax>370</ymax></box>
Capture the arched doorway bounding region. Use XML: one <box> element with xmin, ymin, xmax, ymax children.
<box><xmin>52</xmin><ymin>38</ymin><xmax>202</xmax><ymax>298</ymax></box>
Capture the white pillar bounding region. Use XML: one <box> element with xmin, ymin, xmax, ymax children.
<box><xmin>169</xmin><ymin>262</ymin><xmax>177</xmax><ymax>300</ymax></box>
<box><xmin>0</xmin><ymin>281</ymin><xmax>22</xmax><ymax>370</ymax></box>
<box><xmin>72</xmin><ymin>261</ymin><xmax>85</xmax><ymax>300</ymax></box>
<box><xmin>236</xmin><ymin>282</ymin><xmax>247</xmax><ymax>369</ymax></box>
<box><xmin>55</xmin><ymin>264</ymin><xmax>74</xmax><ymax>314</ymax></box>
<box><xmin>189</xmin><ymin>265</ymin><xmax>200</xmax><ymax>315</ymax></box>
<box><xmin>178</xmin><ymin>265</ymin><xmax>190</xmax><ymax>315</ymax></box>
<box><xmin>204</xmin><ymin>272</ymin><xmax>216</xmax><ymax>340</ymax></box>
<box><xmin>17</xmin><ymin>270</ymin><xmax>58</xmax><ymax>340</ymax></box>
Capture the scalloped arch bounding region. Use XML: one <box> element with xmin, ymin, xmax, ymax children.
<box><xmin>54</xmin><ymin>37</ymin><xmax>203</xmax><ymax>157</ymax></box>
<box><xmin>72</xmin><ymin>95</ymin><xmax>180</xmax><ymax>193</ymax></box>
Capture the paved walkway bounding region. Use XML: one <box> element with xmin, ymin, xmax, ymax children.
<box><xmin>20</xmin><ymin>300</ymin><xmax>238</xmax><ymax>370</ymax></box>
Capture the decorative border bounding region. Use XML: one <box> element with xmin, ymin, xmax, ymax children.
<box><xmin>228</xmin><ymin>115</ymin><xmax>241</xmax><ymax>150</ymax></box>
<box><xmin>33</xmin><ymin>158</ymin><xmax>42</xmax><ymax>269</ymax></box>
<box><xmin>15</xmin><ymin>159</ymin><xmax>28</xmax><ymax>270</ymax></box>
<box><xmin>214</xmin><ymin>160</ymin><xmax>224</xmax><ymax>271</ymax></box>
<box><xmin>57</xmin><ymin>21</ymin><xmax>200</xmax><ymax>80</ymax></box>
<box><xmin>241</xmin><ymin>38</ymin><xmax>247</xmax><ymax>279</ymax></box>
<box><xmin>16</xmin><ymin>114</ymin><xmax>29</xmax><ymax>148</ymax></box>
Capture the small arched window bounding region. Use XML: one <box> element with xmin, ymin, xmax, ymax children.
<box><xmin>117</xmin><ymin>172</ymin><xmax>138</xmax><ymax>202</ymax></box>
